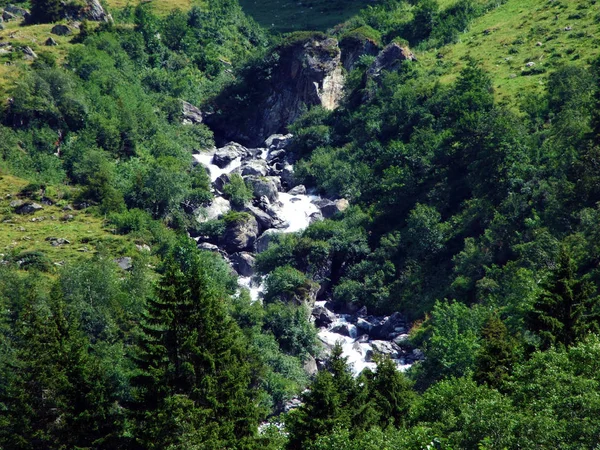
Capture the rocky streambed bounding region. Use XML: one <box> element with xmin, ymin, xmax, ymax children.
<box><xmin>192</xmin><ymin>134</ymin><xmax>421</xmax><ymax>376</ymax></box>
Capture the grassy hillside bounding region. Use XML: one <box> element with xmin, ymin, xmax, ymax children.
<box><xmin>238</xmin><ymin>0</ymin><xmax>377</xmax><ymax>32</ymax></box>
<box><xmin>0</xmin><ymin>174</ymin><xmax>145</xmax><ymax>266</ymax></box>
<box><xmin>416</xmin><ymin>0</ymin><xmax>600</xmax><ymax>103</ymax></box>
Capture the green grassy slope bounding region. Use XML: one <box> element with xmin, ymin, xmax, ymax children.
<box><xmin>416</xmin><ymin>0</ymin><xmax>600</xmax><ymax>104</ymax></box>
<box><xmin>238</xmin><ymin>0</ymin><xmax>378</xmax><ymax>32</ymax></box>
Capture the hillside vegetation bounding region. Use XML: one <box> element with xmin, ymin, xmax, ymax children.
<box><xmin>2</xmin><ymin>0</ymin><xmax>600</xmax><ymax>448</ymax></box>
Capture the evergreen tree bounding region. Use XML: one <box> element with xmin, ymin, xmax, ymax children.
<box><xmin>0</xmin><ymin>285</ymin><xmax>123</xmax><ymax>449</ymax></box>
<box><xmin>286</xmin><ymin>344</ymin><xmax>361</xmax><ymax>449</ymax></box>
<box><xmin>474</xmin><ymin>314</ymin><xmax>518</xmax><ymax>389</ymax></box>
<box><xmin>527</xmin><ymin>248</ymin><xmax>599</xmax><ymax>349</ymax></box>
<box><xmin>30</xmin><ymin>0</ymin><xmax>63</xmax><ymax>24</ymax></box>
<box><xmin>370</xmin><ymin>357</ymin><xmax>415</xmax><ymax>428</ymax></box>
<box><xmin>131</xmin><ymin>239</ymin><xmax>262</xmax><ymax>449</ymax></box>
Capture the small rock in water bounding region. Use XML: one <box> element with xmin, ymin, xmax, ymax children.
<box><xmin>241</xmin><ymin>160</ymin><xmax>268</xmax><ymax>177</ymax></box>
<box><xmin>213</xmin><ymin>143</ymin><xmax>246</xmax><ymax>168</ymax></box>
<box><xmin>288</xmin><ymin>184</ymin><xmax>306</xmax><ymax>195</ymax></box>
<box><xmin>312</xmin><ymin>305</ymin><xmax>336</xmax><ymax>327</ymax></box>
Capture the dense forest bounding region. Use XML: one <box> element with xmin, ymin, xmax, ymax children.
<box><xmin>1</xmin><ymin>0</ymin><xmax>600</xmax><ymax>448</ymax></box>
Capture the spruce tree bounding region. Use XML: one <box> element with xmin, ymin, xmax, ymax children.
<box><xmin>371</xmin><ymin>357</ymin><xmax>415</xmax><ymax>428</ymax></box>
<box><xmin>474</xmin><ymin>315</ymin><xmax>518</xmax><ymax>389</ymax></box>
<box><xmin>0</xmin><ymin>285</ymin><xmax>122</xmax><ymax>449</ymax></box>
<box><xmin>286</xmin><ymin>344</ymin><xmax>361</xmax><ymax>449</ymax></box>
<box><xmin>30</xmin><ymin>0</ymin><xmax>63</xmax><ymax>24</ymax></box>
<box><xmin>528</xmin><ymin>248</ymin><xmax>599</xmax><ymax>349</ymax></box>
<box><xmin>132</xmin><ymin>240</ymin><xmax>262</xmax><ymax>449</ymax></box>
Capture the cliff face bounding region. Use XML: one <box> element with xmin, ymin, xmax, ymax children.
<box><xmin>207</xmin><ymin>35</ymin><xmax>345</xmax><ymax>146</ymax></box>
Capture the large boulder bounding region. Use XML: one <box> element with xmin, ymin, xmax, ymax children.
<box><xmin>312</xmin><ymin>304</ymin><xmax>336</xmax><ymax>328</ymax></box>
<box><xmin>213</xmin><ymin>142</ymin><xmax>246</xmax><ymax>168</ymax></box>
<box><xmin>313</xmin><ymin>198</ymin><xmax>349</xmax><ymax>219</ymax></box>
<box><xmin>207</xmin><ymin>36</ymin><xmax>344</xmax><ymax>146</ymax></box>
<box><xmin>370</xmin><ymin>312</ymin><xmax>405</xmax><ymax>340</ymax></box>
<box><xmin>367</xmin><ymin>42</ymin><xmax>416</xmax><ymax>78</ymax></box>
<box><xmin>230</xmin><ymin>252</ymin><xmax>256</xmax><ymax>277</ymax></box>
<box><xmin>288</xmin><ymin>184</ymin><xmax>306</xmax><ymax>195</ymax></box>
<box><xmin>244</xmin><ymin>205</ymin><xmax>275</xmax><ymax>232</ymax></box>
<box><xmin>2</xmin><ymin>11</ymin><xmax>16</xmax><ymax>21</ymax></box>
<box><xmin>195</xmin><ymin>197</ymin><xmax>231</xmax><ymax>223</ymax></box>
<box><xmin>14</xmin><ymin>202</ymin><xmax>43</xmax><ymax>215</ymax></box>
<box><xmin>45</xmin><ymin>37</ymin><xmax>58</xmax><ymax>46</ymax></box>
<box><xmin>339</xmin><ymin>32</ymin><xmax>380</xmax><ymax>71</ymax></box>
<box><xmin>64</xmin><ymin>0</ymin><xmax>112</xmax><ymax>22</ymax></box>
<box><xmin>220</xmin><ymin>214</ymin><xmax>259</xmax><ymax>253</ymax></box>
<box><xmin>51</xmin><ymin>24</ymin><xmax>73</xmax><ymax>36</ymax></box>
<box><xmin>5</xmin><ymin>4</ymin><xmax>28</xmax><ymax>17</ymax></box>
<box><xmin>254</xmin><ymin>229</ymin><xmax>281</xmax><ymax>253</ymax></box>
<box><xmin>265</xmin><ymin>133</ymin><xmax>294</xmax><ymax>150</ymax></box>
<box><xmin>245</xmin><ymin>176</ymin><xmax>279</xmax><ymax>202</ymax></box>
<box><xmin>182</xmin><ymin>100</ymin><xmax>203</xmax><ymax>124</ymax></box>
<box><xmin>241</xmin><ymin>159</ymin><xmax>268</xmax><ymax>177</ymax></box>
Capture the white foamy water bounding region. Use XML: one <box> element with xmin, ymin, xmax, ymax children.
<box><xmin>238</xmin><ymin>276</ymin><xmax>265</xmax><ymax>303</ymax></box>
<box><xmin>194</xmin><ymin>151</ymin><xmax>242</xmax><ymax>182</ymax></box>
<box><xmin>278</xmin><ymin>193</ymin><xmax>321</xmax><ymax>233</ymax></box>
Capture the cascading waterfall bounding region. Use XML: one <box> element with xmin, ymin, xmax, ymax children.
<box><xmin>193</xmin><ymin>134</ymin><xmax>421</xmax><ymax>376</ymax></box>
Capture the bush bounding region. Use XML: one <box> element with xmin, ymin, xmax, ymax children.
<box><xmin>223</xmin><ymin>174</ymin><xmax>253</xmax><ymax>208</ymax></box>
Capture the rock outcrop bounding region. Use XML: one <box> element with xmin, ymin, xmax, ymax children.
<box><xmin>182</xmin><ymin>100</ymin><xmax>203</xmax><ymax>124</ymax></box>
<box><xmin>367</xmin><ymin>42</ymin><xmax>416</xmax><ymax>78</ymax></box>
<box><xmin>207</xmin><ymin>35</ymin><xmax>345</xmax><ymax>146</ymax></box>
<box><xmin>220</xmin><ymin>214</ymin><xmax>259</xmax><ymax>253</ymax></box>
<box><xmin>339</xmin><ymin>32</ymin><xmax>380</xmax><ymax>71</ymax></box>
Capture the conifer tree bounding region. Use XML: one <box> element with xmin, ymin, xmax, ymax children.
<box><xmin>474</xmin><ymin>315</ymin><xmax>518</xmax><ymax>389</ymax></box>
<box><xmin>370</xmin><ymin>356</ymin><xmax>415</xmax><ymax>428</ymax></box>
<box><xmin>0</xmin><ymin>285</ymin><xmax>122</xmax><ymax>449</ymax></box>
<box><xmin>528</xmin><ymin>248</ymin><xmax>599</xmax><ymax>349</ymax></box>
<box><xmin>30</xmin><ymin>0</ymin><xmax>63</xmax><ymax>24</ymax></box>
<box><xmin>132</xmin><ymin>239</ymin><xmax>262</xmax><ymax>449</ymax></box>
<box><xmin>286</xmin><ymin>344</ymin><xmax>360</xmax><ymax>449</ymax></box>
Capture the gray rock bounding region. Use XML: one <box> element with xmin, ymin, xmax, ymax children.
<box><xmin>51</xmin><ymin>24</ymin><xmax>73</xmax><ymax>36</ymax></box>
<box><xmin>83</xmin><ymin>0</ymin><xmax>112</xmax><ymax>22</ymax></box>
<box><xmin>244</xmin><ymin>205</ymin><xmax>274</xmax><ymax>232</ymax></box>
<box><xmin>303</xmin><ymin>355</ymin><xmax>318</xmax><ymax>377</ymax></box>
<box><xmin>195</xmin><ymin>197</ymin><xmax>230</xmax><ymax>223</ymax></box>
<box><xmin>182</xmin><ymin>100</ymin><xmax>203</xmax><ymax>124</ymax></box>
<box><xmin>356</xmin><ymin>318</ymin><xmax>374</xmax><ymax>333</ymax></box>
<box><xmin>371</xmin><ymin>312</ymin><xmax>404</xmax><ymax>339</ymax></box>
<box><xmin>213</xmin><ymin>143</ymin><xmax>246</xmax><ymax>168</ymax></box>
<box><xmin>280</xmin><ymin>164</ymin><xmax>295</xmax><ymax>188</ymax></box>
<box><xmin>197</xmin><ymin>242</ymin><xmax>221</xmax><ymax>253</ymax></box>
<box><xmin>331</xmin><ymin>323</ymin><xmax>358</xmax><ymax>338</ymax></box>
<box><xmin>206</xmin><ymin>36</ymin><xmax>343</xmax><ymax>146</ymax></box>
<box><xmin>245</xmin><ymin>176</ymin><xmax>279</xmax><ymax>202</ymax></box>
<box><xmin>312</xmin><ymin>305</ymin><xmax>336</xmax><ymax>328</ymax></box>
<box><xmin>220</xmin><ymin>214</ymin><xmax>259</xmax><ymax>252</ymax></box>
<box><xmin>230</xmin><ymin>252</ymin><xmax>256</xmax><ymax>277</ymax></box>
<box><xmin>313</xmin><ymin>198</ymin><xmax>349</xmax><ymax>219</ymax></box>
<box><xmin>241</xmin><ymin>159</ymin><xmax>268</xmax><ymax>177</ymax></box>
<box><xmin>309</xmin><ymin>210</ymin><xmax>324</xmax><ymax>224</ymax></box>
<box><xmin>21</xmin><ymin>46</ymin><xmax>37</xmax><ymax>60</ymax></box>
<box><xmin>5</xmin><ymin>4</ymin><xmax>29</xmax><ymax>16</ymax></box>
<box><xmin>213</xmin><ymin>173</ymin><xmax>231</xmax><ymax>192</ymax></box>
<box><xmin>265</xmin><ymin>133</ymin><xmax>294</xmax><ymax>150</ymax></box>
<box><xmin>15</xmin><ymin>202</ymin><xmax>43</xmax><ymax>214</ymax></box>
<box><xmin>9</xmin><ymin>200</ymin><xmax>23</xmax><ymax>208</ymax></box>
<box><xmin>370</xmin><ymin>340</ymin><xmax>401</xmax><ymax>357</ymax></box>
<box><xmin>367</xmin><ymin>42</ymin><xmax>416</xmax><ymax>78</ymax></box>
<box><xmin>45</xmin><ymin>37</ymin><xmax>58</xmax><ymax>46</ymax></box>
<box><xmin>288</xmin><ymin>184</ymin><xmax>306</xmax><ymax>195</ymax></box>
<box><xmin>46</xmin><ymin>237</ymin><xmax>71</xmax><ymax>247</ymax></box>
<box><xmin>0</xmin><ymin>22</ymin><xmax>4</xmax><ymax>31</ymax></box>
<box><xmin>267</xmin><ymin>149</ymin><xmax>286</xmax><ymax>162</ymax></box>
<box><xmin>114</xmin><ymin>256</ymin><xmax>133</xmax><ymax>270</ymax></box>
<box><xmin>2</xmin><ymin>11</ymin><xmax>16</xmax><ymax>21</ymax></box>
<box><xmin>254</xmin><ymin>229</ymin><xmax>280</xmax><ymax>253</ymax></box>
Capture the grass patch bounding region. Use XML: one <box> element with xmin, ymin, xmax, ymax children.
<box><xmin>238</xmin><ymin>0</ymin><xmax>381</xmax><ymax>33</ymax></box>
<box><xmin>414</xmin><ymin>0</ymin><xmax>600</xmax><ymax>104</ymax></box>
<box><xmin>0</xmin><ymin>174</ymin><xmax>143</xmax><ymax>266</ymax></box>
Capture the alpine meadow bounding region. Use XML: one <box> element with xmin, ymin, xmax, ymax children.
<box><xmin>1</xmin><ymin>0</ymin><xmax>600</xmax><ymax>448</ymax></box>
